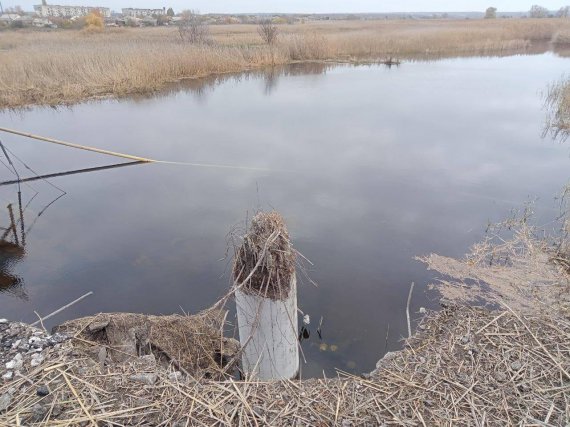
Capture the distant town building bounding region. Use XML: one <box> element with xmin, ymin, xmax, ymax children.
<box><xmin>32</xmin><ymin>17</ymin><xmax>55</xmax><ymax>27</ymax></box>
<box><xmin>0</xmin><ymin>13</ymin><xmax>34</xmax><ymax>25</ymax></box>
<box><xmin>0</xmin><ymin>13</ymin><xmax>22</xmax><ymax>21</ymax></box>
<box><xmin>122</xmin><ymin>7</ymin><xmax>165</xmax><ymax>18</ymax></box>
<box><xmin>34</xmin><ymin>1</ymin><xmax>111</xmax><ymax>18</ymax></box>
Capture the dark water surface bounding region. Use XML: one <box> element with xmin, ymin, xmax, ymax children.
<box><xmin>0</xmin><ymin>54</ymin><xmax>569</xmax><ymax>377</ymax></box>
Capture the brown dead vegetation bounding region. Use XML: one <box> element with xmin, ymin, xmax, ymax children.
<box><xmin>1</xmin><ymin>304</ymin><xmax>568</xmax><ymax>425</ymax></box>
<box><xmin>420</xmin><ymin>224</ymin><xmax>570</xmax><ymax>315</ymax></box>
<box><xmin>420</xmin><ymin>198</ymin><xmax>570</xmax><ymax>316</ymax></box>
<box><xmin>55</xmin><ymin>310</ymin><xmax>239</xmax><ymax>379</ymax></box>
<box><xmin>232</xmin><ymin>211</ymin><xmax>296</xmax><ymax>300</ymax></box>
<box><xmin>544</xmin><ymin>75</ymin><xmax>570</xmax><ymax>142</ymax></box>
<box><xmin>1</xmin><ymin>18</ymin><xmax>570</xmax><ymax>109</ymax></box>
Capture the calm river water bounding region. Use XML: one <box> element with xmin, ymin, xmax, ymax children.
<box><xmin>0</xmin><ymin>53</ymin><xmax>569</xmax><ymax>377</ymax></box>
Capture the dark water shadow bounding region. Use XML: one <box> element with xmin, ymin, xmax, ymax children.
<box><xmin>0</xmin><ymin>239</ymin><xmax>26</xmax><ymax>300</ymax></box>
<box><xmin>0</xmin><ymin>200</ymin><xmax>28</xmax><ymax>300</ymax></box>
<box><xmin>0</xmin><ymin>160</ymin><xmax>148</xmax><ymax>300</ymax></box>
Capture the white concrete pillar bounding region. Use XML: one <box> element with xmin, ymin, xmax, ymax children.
<box><xmin>235</xmin><ymin>274</ymin><xmax>299</xmax><ymax>380</ymax></box>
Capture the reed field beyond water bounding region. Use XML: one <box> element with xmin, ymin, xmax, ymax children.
<box><xmin>1</xmin><ymin>18</ymin><xmax>570</xmax><ymax>108</ymax></box>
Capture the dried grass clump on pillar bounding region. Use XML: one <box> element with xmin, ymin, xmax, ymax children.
<box><xmin>233</xmin><ymin>211</ymin><xmax>296</xmax><ymax>300</ymax></box>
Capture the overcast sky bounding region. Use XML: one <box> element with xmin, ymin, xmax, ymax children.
<box><xmin>6</xmin><ymin>0</ymin><xmax>569</xmax><ymax>14</ymax></box>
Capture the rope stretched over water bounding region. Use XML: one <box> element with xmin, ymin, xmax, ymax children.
<box><xmin>0</xmin><ymin>126</ymin><xmax>273</xmax><ymax>172</ymax></box>
<box><xmin>0</xmin><ymin>126</ymin><xmax>153</xmax><ymax>162</ymax></box>
<box><xmin>156</xmin><ymin>160</ymin><xmax>274</xmax><ymax>172</ymax></box>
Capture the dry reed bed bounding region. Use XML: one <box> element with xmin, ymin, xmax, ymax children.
<box><xmin>554</xmin><ymin>29</ymin><xmax>570</xmax><ymax>45</ymax></box>
<box><xmin>2</xmin><ymin>18</ymin><xmax>570</xmax><ymax>109</ymax></box>
<box><xmin>0</xmin><ymin>305</ymin><xmax>568</xmax><ymax>425</ymax></box>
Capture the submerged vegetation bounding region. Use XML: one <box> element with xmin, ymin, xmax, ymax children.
<box><xmin>1</xmin><ymin>18</ymin><xmax>570</xmax><ymax>108</ymax></box>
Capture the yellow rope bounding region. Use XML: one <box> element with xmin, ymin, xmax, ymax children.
<box><xmin>157</xmin><ymin>160</ymin><xmax>274</xmax><ymax>172</ymax></box>
<box><xmin>0</xmin><ymin>126</ymin><xmax>279</xmax><ymax>172</ymax></box>
<box><xmin>0</xmin><ymin>126</ymin><xmax>154</xmax><ymax>163</ymax></box>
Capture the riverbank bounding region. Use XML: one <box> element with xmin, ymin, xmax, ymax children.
<box><xmin>1</xmin><ymin>305</ymin><xmax>568</xmax><ymax>425</ymax></box>
<box><xmin>1</xmin><ymin>221</ymin><xmax>568</xmax><ymax>425</ymax></box>
<box><xmin>1</xmin><ymin>18</ymin><xmax>570</xmax><ymax>109</ymax></box>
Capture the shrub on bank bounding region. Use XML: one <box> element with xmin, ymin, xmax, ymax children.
<box><xmin>83</xmin><ymin>11</ymin><xmax>104</xmax><ymax>33</ymax></box>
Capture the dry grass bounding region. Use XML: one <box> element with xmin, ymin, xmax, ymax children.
<box><xmin>0</xmin><ymin>32</ymin><xmax>285</xmax><ymax>109</ymax></box>
<box><xmin>232</xmin><ymin>211</ymin><xmax>296</xmax><ymax>300</ymax></box>
<box><xmin>421</xmin><ymin>225</ymin><xmax>570</xmax><ymax>315</ymax></box>
<box><xmin>54</xmin><ymin>310</ymin><xmax>240</xmax><ymax>379</ymax></box>
<box><xmin>1</xmin><ymin>305</ymin><xmax>569</xmax><ymax>425</ymax></box>
<box><xmin>420</xmin><ymin>197</ymin><xmax>570</xmax><ymax>316</ymax></box>
<box><xmin>544</xmin><ymin>75</ymin><xmax>570</xmax><ymax>142</ymax></box>
<box><xmin>554</xmin><ymin>29</ymin><xmax>570</xmax><ymax>45</ymax></box>
<box><xmin>1</xmin><ymin>18</ymin><xmax>570</xmax><ymax>109</ymax></box>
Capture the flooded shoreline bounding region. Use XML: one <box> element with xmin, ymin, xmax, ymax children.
<box><xmin>4</xmin><ymin>42</ymin><xmax>570</xmax><ymax>113</ymax></box>
<box><xmin>1</xmin><ymin>54</ymin><xmax>569</xmax><ymax>376</ymax></box>
<box><xmin>2</xmin><ymin>18</ymin><xmax>570</xmax><ymax>109</ymax></box>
